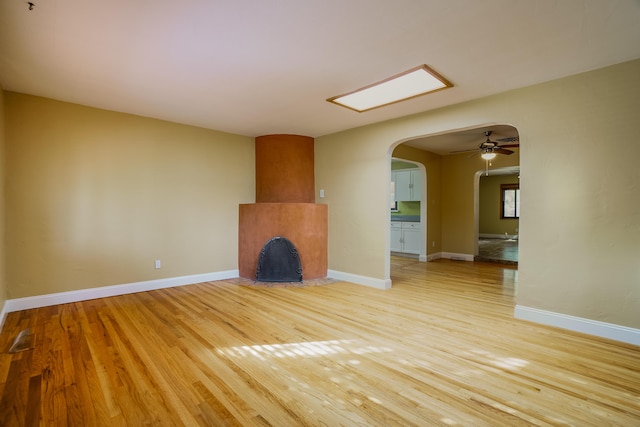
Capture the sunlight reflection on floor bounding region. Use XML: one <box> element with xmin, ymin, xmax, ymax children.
<box><xmin>469</xmin><ymin>348</ymin><xmax>530</xmax><ymax>371</ymax></box>
<box><xmin>221</xmin><ymin>339</ymin><xmax>392</xmax><ymax>360</ymax></box>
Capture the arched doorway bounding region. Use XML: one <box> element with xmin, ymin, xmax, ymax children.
<box><xmin>388</xmin><ymin>124</ymin><xmax>520</xmax><ymax>274</ymax></box>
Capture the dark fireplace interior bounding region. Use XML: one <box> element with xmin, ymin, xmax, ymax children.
<box><xmin>256</xmin><ymin>237</ymin><xmax>302</xmax><ymax>282</ymax></box>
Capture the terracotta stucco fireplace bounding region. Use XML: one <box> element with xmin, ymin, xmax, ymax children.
<box><xmin>238</xmin><ymin>134</ymin><xmax>328</xmax><ymax>280</ymax></box>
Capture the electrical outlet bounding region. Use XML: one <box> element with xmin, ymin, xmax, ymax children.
<box><xmin>432</xmin><ymin>241</ymin><xmax>436</xmax><ymax>247</ymax></box>
<box><xmin>155</xmin><ymin>260</ymin><xmax>161</xmax><ymax>269</ymax></box>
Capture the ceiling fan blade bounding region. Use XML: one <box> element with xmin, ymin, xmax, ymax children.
<box><xmin>449</xmin><ymin>148</ymin><xmax>478</xmax><ymax>154</ymax></box>
<box><xmin>496</xmin><ymin>136</ymin><xmax>519</xmax><ymax>143</ymax></box>
<box><xmin>499</xmin><ymin>143</ymin><xmax>519</xmax><ymax>148</ymax></box>
<box><xmin>495</xmin><ymin>148</ymin><xmax>514</xmax><ymax>155</ymax></box>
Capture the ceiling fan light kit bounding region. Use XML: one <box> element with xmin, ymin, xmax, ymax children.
<box><xmin>481</xmin><ymin>150</ymin><xmax>497</xmax><ymax>160</ymax></box>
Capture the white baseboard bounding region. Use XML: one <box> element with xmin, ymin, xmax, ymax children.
<box><xmin>328</xmin><ymin>270</ymin><xmax>391</xmax><ymax>290</ymax></box>
<box><xmin>426</xmin><ymin>252</ymin><xmax>442</xmax><ymax>261</ymax></box>
<box><xmin>480</xmin><ymin>233</ymin><xmax>518</xmax><ymax>239</ymax></box>
<box><xmin>515</xmin><ymin>305</ymin><xmax>640</xmax><ymax>346</ymax></box>
<box><xmin>418</xmin><ymin>254</ymin><xmax>427</xmax><ymax>262</ymax></box>
<box><xmin>3</xmin><ymin>270</ymin><xmax>239</xmax><ymax>315</ymax></box>
<box><xmin>440</xmin><ymin>252</ymin><xmax>474</xmax><ymax>262</ymax></box>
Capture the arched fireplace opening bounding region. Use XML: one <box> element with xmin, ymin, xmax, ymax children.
<box><xmin>256</xmin><ymin>237</ymin><xmax>302</xmax><ymax>282</ymax></box>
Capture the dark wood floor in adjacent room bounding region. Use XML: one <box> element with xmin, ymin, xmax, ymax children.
<box><xmin>0</xmin><ymin>257</ymin><xmax>638</xmax><ymax>426</ymax></box>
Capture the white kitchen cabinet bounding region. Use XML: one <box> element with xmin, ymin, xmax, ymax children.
<box><xmin>392</xmin><ymin>169</ymin><xmax>421</xmax><ymax>201</ymax></box>
<box><xmin>401</xmin><ymin>222</ymin><xmax>421</xmax><ymax>254</ymax></box>
<box><xmin>391</xmin><ymin>221</ymin><xmax>421</xmax><ymax>254</ymax></box>
<box><xmin>390</xmin><ymin>222</ymin><xmax>403</xmax><ymax>252</ymax></box>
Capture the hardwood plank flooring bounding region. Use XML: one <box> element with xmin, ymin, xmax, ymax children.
<box><xmin>0</xmin><ymin>258</ymin><xmax>639</xmax><ymax>426</ymax></box>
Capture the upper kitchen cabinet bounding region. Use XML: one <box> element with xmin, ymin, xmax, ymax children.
<box><xmin>392</xmin><ymin>169</ymin><xmax>421</xmax><ymax>201</ymax></box>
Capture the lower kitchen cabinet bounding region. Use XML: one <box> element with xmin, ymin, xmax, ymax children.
<box><xmin>391</xmin><ymin>221</ymin><xmax>421</xmax><ymax>254</ymax></box>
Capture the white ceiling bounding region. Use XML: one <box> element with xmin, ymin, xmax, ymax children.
<box><xmin>404</xmin><ymin>124</ymin><xmax>519</xmax><ymax>155</ymax></box>
<box><xmin>1</xmin><ymin>0</ymin><xmax>639</xmax><ymax>141</ymax></box>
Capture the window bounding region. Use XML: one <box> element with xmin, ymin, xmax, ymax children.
<box><xmin>501</xmin><ymin>184</ymin><xmax>520</xmax><ymax>219</ymax></box>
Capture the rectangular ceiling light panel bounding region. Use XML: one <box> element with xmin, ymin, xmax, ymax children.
<box><xmin>327</xmin><ymin>65</ymin><xmax>452</xmax><ymax>112</ymax></box>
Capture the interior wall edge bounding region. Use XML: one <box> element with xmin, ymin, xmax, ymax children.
<box><xmin>327</xmin><ymin>270</ymin><xmax>391</xmax><ymax>290</ymax></box>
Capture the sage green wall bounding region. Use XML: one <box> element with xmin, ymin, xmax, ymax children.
<box><xmin>479</xmin><ymin>174</ymin><xmax>520</xmax><ymax>236</ymax></box>
<box><xmin>5</xmin><ymin>93</ymin><xmax>254</xmax><ymax>299</ymax></box>
<box><xmin>394</xmin><ymin>201</ymin><xmax>420</xmax><ymax>216</ymax></box>
<box><xmin>0</xmin><ymin>85</ymin><xmax>6</xmax><ymax>315</ymax></box>
<box><xmin>316</xmin><ymin>59</ymin><xmax>640</xmax><ymax>329</ymax></box>
<box><xmin>391</xmin><ymin>160</ymin><xmax>416</xmax><ymax>170</ymax></box>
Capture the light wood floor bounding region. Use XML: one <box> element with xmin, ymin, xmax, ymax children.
<box><xmin>0</xmin><ymin>258</ymin><xmax>639</xmax><ymax>426</ymax></box>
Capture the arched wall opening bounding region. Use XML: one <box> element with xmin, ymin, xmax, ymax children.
<box><xmin>315</xmin><ymin>60</ymin><xmax>639</xmax><ymax>342</ymax></box>
<box><xmin>386</xmin><ymin>124</ymin><xmax>520</xmax><ymax>285</ymax></box>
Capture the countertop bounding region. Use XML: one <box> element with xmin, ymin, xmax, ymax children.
<box><xmin>391</xmin><ymin>215</ymin><xmax>420</xmax><ymax>222</ymax></box>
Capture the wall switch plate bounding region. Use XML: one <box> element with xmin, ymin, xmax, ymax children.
<box><xmin>319</xmin><ymin>189</ymin><xmax>325</xmax><ymax>198</ymax></box>
<box><xmin>155</xmin><ymin>260</ymin><xmax>161</xmax><ymax>269</ymax></box>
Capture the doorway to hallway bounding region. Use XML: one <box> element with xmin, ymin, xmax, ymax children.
<box><xmin>475</xmin><ymin>167</ymin><xmax>520</xmax><ymax>265</ymax></box>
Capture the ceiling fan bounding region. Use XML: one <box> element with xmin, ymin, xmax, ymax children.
<box><xmin>450</xmin><ymin>131</ymin><xmax>519</xmax><ymax>159</ymax></box>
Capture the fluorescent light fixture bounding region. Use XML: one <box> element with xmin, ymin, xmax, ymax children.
<box><xmin>327</xmin><ymin>65</ymin><xmax>452</xmax><ymax>112</ymax></box>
